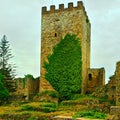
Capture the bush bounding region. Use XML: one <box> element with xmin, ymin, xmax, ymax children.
<box><xmin>22</xmin><ymin>74</ymin><xmax>35</xmax><ymax>88</ymax></box>
<box><xmin>100</xmin><ymin>94</ymin><xmax>109</xmax><ymax>103</ymax></box>
<box><xmin>38</xmin><ymin>90</ymin><xmax>58</xmax><ymax>98</ymax></box>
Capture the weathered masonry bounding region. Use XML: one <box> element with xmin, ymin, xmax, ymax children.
<box><xmin>40</xmin><ymin>1</ymin><xmax>105</xmax><ymax>94</ymax></box>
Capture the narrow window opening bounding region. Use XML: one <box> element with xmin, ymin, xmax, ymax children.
<box><xmin>88</xmin><ymin>73</ymin><xmax>92</xmax><ymax>81</ymax></box>
<box><xmin>55</xmin><ymin>33</ymin><xmax>57</xmax><ymax>37</ymax></box>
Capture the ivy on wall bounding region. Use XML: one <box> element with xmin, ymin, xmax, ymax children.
<box><xmin>44</xmin><ymin>34</ymin><xmax>82</xmax><ymax>101</ymax></box>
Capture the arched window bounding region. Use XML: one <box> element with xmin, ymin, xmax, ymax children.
<box><xmin>88</xmin><ymin>73</ymin><xmax>92</xmax><ymax>81</ymax></box>
<box><xmin>55</xmin><ymin>33</ymin><xmax>57</xmax><ymax>37</ymax></box>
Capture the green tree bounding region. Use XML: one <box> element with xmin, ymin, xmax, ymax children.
<box><xmin>0</xmin><ymin>35</ymin><xmax>16</xmax><ymax>92</ymax></box>
<box><xmin>0</xmin><ymin>73</ymin><xmax>9</xmax><ymax>104</ymax></box>
<box><xmin>44</xmin><ymin>34</ymin><xmax>82</xmax><ymax>101</ymax></box>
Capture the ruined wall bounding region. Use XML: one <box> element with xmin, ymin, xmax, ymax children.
<box><xmin>92</xmin><ymin>61</ymin><xmax>120</xmax><ymax>105</ymax></box>
<box><xmin>110</xmin><ymin>62</ymin><xmax>120</xmax><ymax>120</ymax></box>
<box><xmin>40</xmin><ymin>1</ymin><xmax>91</xmax><ymax>94</ymax></box>
<box><xmin>107</xmin><ymin>61</ymin><xmax>120</xmax><ymax>105</ymax></box>
<box><xmin>115</xmin><ymin>61</ymin><xmax>120</xmax><ymax>106</ymax></box>
<box><xmin>24</xmin><ymin>78</ymin><xmax>39</xmax><ymax>100</ymax></box>
<box><xmin>10</xmin><ymin>78</ymin><xmax>39</xmax><ymax>101</ymax></box>
<box><xmin>87</xmin><ymin>68</ymin><xmax>105</xmax><ymax>93</ymax></box>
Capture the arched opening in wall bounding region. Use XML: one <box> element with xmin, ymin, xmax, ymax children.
<box><xmin>88</xmin><ymin>73</ymin><xmax>92</xmax><ymax>81</ymax></box>
<box><xmin>55</xmin><ymin>33</ymin><xmax>57</xmax><ymax>37</ymax></box>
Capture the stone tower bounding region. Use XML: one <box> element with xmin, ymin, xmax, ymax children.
<box><xmin>40</xmin><ymin>1</ymin><xmax>90</xmax><ymax>94</ymax></box>
<box><xmin>40</xmin><ymin>1</ymin><xmax>104</xmax><ymax>94</ymax></box>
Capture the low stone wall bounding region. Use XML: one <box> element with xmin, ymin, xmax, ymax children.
<box><xmin>0</xmin><ymin>114</ymin><xmax>49</xmax><ymax>120</ymax></box>
<box><xmin>110</xmin><ymin>106</ymin><xmax>120</xmax><ymax>120</ymax></box>
<box><xmin>9</xmin><ymin>94</ymin><xmax>37</xmax><ymax>102</ymax></box>
<box><xmin>87</xmin><ymin>68</ymin><xmax>105</xmax><ymax>94</ymax></box>
<box><xmin>0</xmin><ymin>114</ymin><xmax>30</xmax><ymax>120</ymax></box>
<box><xmin>53</xmin><ymin>116</ymin><xmax>87</xmax><ymax>120</ymax></box>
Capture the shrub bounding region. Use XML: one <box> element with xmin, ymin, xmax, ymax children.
<box><xmin>37</xmin><ymin>90</ymin><xmax>58</xmax><ymax>98</ymax></box>
<box><xmin>100</xmin><ymin>94</ymin><xmax>109</xmax><ymax>103</ymax></box>
<box><xmin>24</xmin><ymin>74</ymin><xmax>34</xmax><ymax>80</ymax></box>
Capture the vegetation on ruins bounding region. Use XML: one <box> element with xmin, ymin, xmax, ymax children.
<box><xmin>23</xmin><ymin>74</ymin><xmax>35</xmax><ymax>80</ymax></box>
<box><xmin>0</xmin><ymin>35</ymin><xmax>16</xmax><ymax>92</ymax></box>
<box><xmin>37</xmin><ymin>90</ymin><xmax>58</xmax><ymax>98</ymax></box>
<box><xmin>0</xmin><ymin>95</ymin><xmax>109</xmax><ymax>119</ymax></box>
<box><xmin>44</xmin><ymin>34</ymin><xmax>82</xmax><ymax>101</ymax></box>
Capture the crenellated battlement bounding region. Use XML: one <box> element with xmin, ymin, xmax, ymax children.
<box><xmin>42</xmin><ymin>1</ymin><xmax>88</xmax><ymax>19</ymax></box>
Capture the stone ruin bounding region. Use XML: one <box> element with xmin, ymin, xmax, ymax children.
<box><xmin>10</xmin><ymin>77</ymin><xmax>39</xmax><ymax>101</ymax></box>
<box><xmin>109</xmin><ymin>62</ymin><xmax>120</xmax><ymax>120</ymax></box>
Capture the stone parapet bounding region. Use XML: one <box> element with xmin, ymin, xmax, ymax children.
<box><xmin>42</xmin><ymin>1</ymin><xmax>88</xmax><ymax>19</ymax></box>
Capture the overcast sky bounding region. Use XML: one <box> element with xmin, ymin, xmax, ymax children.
<box><xmin>0</xmin><ymin>0</ymin><xmax>120</xmax><ymax>82</ymax></box>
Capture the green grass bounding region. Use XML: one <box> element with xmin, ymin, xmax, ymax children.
<box><xmin>28</xmin><ymin>116</ymin><xmax>36</xmax><ymax>120</ymax></box>
<box><xmin>21</xmin><ymin>105</ymin><xmax>36</xmax><ymax>111</ymax></box>
<box><xmin>19</xmin><ymin>102</ymin><xmax>58</xmax><ymax>113</ymax></box>
<box><xmin>73</xmin><ymin>110</ymin><xmax>107</xmax><ymax>119</ymax></box>
<box><xmin>72</xmin><ymin>94</ymin><xmax>98</xmax><ymax>100</ymax></box>
<box><xmin>60</xmin><ymin>94</ymin><xmax>98</xmax><ymax>106</ymax></box>
<box><xmin>0</xmin><ymin>94</ymin><xmax>110</xmax><ymax>119</ymax></box>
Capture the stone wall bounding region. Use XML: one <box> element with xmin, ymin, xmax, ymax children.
<box><xmin>115</xmin><ymin>61</ymin><xmax>120</xmax><ymax>106</ymax></box>
<box><xmin>110</xmin><ymin>106</ymin><xmax>120</xmax><ymax>120</ymax></box>
<box><xmin>87</xmin><ymin>68</ymin><xmax>105</xmax><ymax>93</ymax></box>
<box><xmin>40</xmin><ymin>1</ymin><xmax>91</xmax><ymax>94</ymax></box>
<box><xmin>92</xmin><ymin>61</ymin><xmax>120</xmax><ymax>105</ymax></box>
<box><xmin>10</xmin><ymin>78</ymin><xmax>39</xmax><ymax>101</ymax></box>
<box><xmin>108</xmin><ymin>61</ymin><xmax>120</xmax><ymax>105</ymax></box>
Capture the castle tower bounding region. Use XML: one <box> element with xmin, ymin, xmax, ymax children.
<box><xmin>40</xmin><ymin>1</ymin><xmax>91</xmax><ymax>94</ymax></box>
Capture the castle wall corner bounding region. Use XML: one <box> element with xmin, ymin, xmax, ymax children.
<box><xmin>86</xmin><ymin>68</ymin><xmax>105</xmax><ymax>93</ymax></box>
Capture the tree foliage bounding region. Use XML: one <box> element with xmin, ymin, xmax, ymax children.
<box><xmin>44</xmin><ymin>34</ymin><xmax>82</xmax><ymax>101</ymax></box>
<box><xmin>0</xmin><ymin>35</ymin><xmax>16</xmax><ymax>92</ymax></box>
<box><xmin>0</xmin><ymin>73</ymin><xmax>9</xmax><ymax>103</ymax></box>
